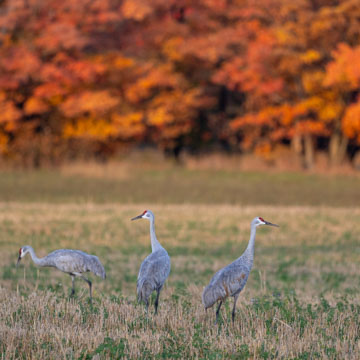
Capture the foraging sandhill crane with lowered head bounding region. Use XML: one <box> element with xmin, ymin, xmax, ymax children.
<box><xmin>132</xmin><ymin>210</ymin><xmax>171</xmax><ymax>314</ymax></box>
<box><xmin>202</xmin><ymin>217</ymin><xmax>279</xmax><ymax>324</ymax></box>
<box><xmin>17</xmin><ymin>246</ymin><xmax>106</xmax><ymax>303</ymax></box>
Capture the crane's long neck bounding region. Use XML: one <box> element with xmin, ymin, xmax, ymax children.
<box><xmin>150</xmin><ymin>219</ymin><xmax>162</xmax><ymax>252</ymax></box>
<box><xmin>242</xmin><ymin>224</ymin><xmax>257</xmax><ymax>266</ymax></box>
<box><xmin>26</xmin><ymin>247</ymin><xmax>52</xmax><ymax>267</ymax></box>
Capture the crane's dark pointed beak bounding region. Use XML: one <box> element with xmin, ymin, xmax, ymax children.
<box><xmin>131</xmin><ymin>214</ymin><xmax>143</xmax><ymax>221</ymax></box>
<box><xmin>16</xmin><ymin>256</ymin><xmax>21</xmax><ymax>268</ymax></box>
<box><xmin>264</xmin><ymin>220</ymin><xmax>279</xmax><ymax>227</ymax></box>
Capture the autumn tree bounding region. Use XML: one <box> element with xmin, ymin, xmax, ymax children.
<box><xmin>175</xmin><ymin>0</ymin><xmax>360</xmax><ymax>167</ymax></box>
<box><xmin>1</xmin><ymin>0</ymin><xmax>360</xmax><ymax>167</ymax></box>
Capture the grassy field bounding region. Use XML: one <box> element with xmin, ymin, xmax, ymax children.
<box><xmin>0</xmin><ymin>165</ymin><xmax>360</xmax><ymax>358</ymax></box>
<box><xmin>0</xmin><ymin>162</ymin><xmax>359</xmax><ymax>206</ymax></box>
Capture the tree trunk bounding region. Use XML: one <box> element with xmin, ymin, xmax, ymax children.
<box><xmin>329</xmin><ymin>132</ymin><xmax>348</xmax><ymax>166</ymax></box>
<box><xmin>304</xmin><ymin>134</ymin><xmax>314</xmax><ymax>169</ymax></box>
<box><xmin>291</xmin><ymin>134</ymin><xmax>302</xmax><ymax>155</ymax></box>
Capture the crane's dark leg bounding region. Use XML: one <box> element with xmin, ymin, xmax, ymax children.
<box><xmin>144</xmin><ymin>298</ymin><xmax>149</xmax><ymax>314</ymax></box>
<box><xmin>80</xmin><ymin>276</ymin><xmax>92</xmax><ymax>304</ymax></box>
<box><xmin>215</xmin><ymin>300</ymin><xmax>223</xmax><ymax>325</ymax></box>
<box><xmin>70</xmin><ymin>275</ymin><xmax>76</xmax><ymax>297</ymax></box>
<box><xmin>154</xmin><ymin>288</ymin><xmax>161</xmax><ymax>315</ymax></box>
<box><xmin>232</xmin><ymin>294</ymin><xmax>240</xmax><ymax>324</ymax></box>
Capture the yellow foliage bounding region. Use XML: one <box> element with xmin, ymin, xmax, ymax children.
<box><xmin>49</xmin><ymin>95</ymin><xmax>63</xmax><ymax>106</ymax></box>
<box><xmin>318</xmin><ymin>102</ymin><xmax>343</xmax><ymax>122</ymax></box>
<box><xmin>111</xmin><ymin>112</ymin><xmax>145</xmax><ymax>138</ymax></box>
<box><xmin>147</xmin><ymin>107</ymin><xmax>173</xmax><ymax>126</ymax></box>
<box><xmin>113</xmin><ymin>56</ymin><xmax>134</xmax><ymax>69</ymax></box>
<box><xmin>112</xmin><ymin>112</ymin><xmax>142</xmax><ymax>126</ymax></box>
<box><xmin>95</xmin><ymin>53</ymin><xmax>134</xmax><ymax>70</ymax></box>
<box><xmin>303</xmin><ymin>93</ymin><xmax>343</xmax><ymax>122</ymax></box>
<box><xmin>274</xmin><ymin>28</ymin><xmax>294</xmax><ymax>45</ymax></box>
<box><xmin>63</xmin><ymin>117</ymin><xmax>117</xmax><ymax>140</ymax></box>
<box><xmin>63</xmin><ymin>112</ymin><xmax>146</xmax><ymax>140</ymax></box>
<box><xmin>302</xmin><ymin>71</ymin><xmax>325</xmax><ymax>94</ymax></box>
<box><xmin>303</xmin><ymin>96</ymin><xmax>323</xmax><ymax>112</ymax></box>
<box><xmin>162</xmin><ymin>37</ymin><xmax>184</xmax><ymax>61</ymax></box>
<box><xmin>300</xmin><ymin>50</ymin><xmax>322</xmax><ymax>64</ymax></box>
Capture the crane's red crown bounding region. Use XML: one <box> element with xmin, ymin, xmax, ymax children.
<box><xmin>259</xmin><ymin>217</ymin><xmax>265</xmax><ymax>222</ymax></box>
<box><xmin>142</xmin><ymin>210</ymin><xmax>148</xmax><ymax>215</ymax></box>
<box><xmin>19</xmin><ymin>248</ymin><xmax>22</xmax><ymax>255</ymax></box>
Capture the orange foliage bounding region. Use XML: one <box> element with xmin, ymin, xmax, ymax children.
<box><xmin>0</xmin><ymin>93</ymin><xmax>22</xmax><ymax>124</ymax></box>
<box><xmin>121</xmin><ymin>0</ymin><xmax>153</xmax><ymax>21</ymax></box>
<box><xmin>24</xmin><ymin>97</ymin><xmax>49</xmax><ymax>115</ymax></box>
<box><xmin>111</xmin><ymin>112</ymin><xmax>145</xmax><ymax>139</ymax></box>
<box><xmin>325</xmin><ymin>44</ymin><xmax>360</xmax><ymax>89</ymax></box>
<box><xmin>342</xmin><ymin>100</ymin><xmax>360</xmax><ymax>143</ymax></box>
<box><xmin>60</xmin><ymin>91</ymin><xmax>120</xmax><ymax>117</ymax></box>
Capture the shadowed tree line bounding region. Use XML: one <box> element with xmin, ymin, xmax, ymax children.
<box><xmin>0</xmin><ymin>0</ymin><xmax>360</xmax><ymax>167</ymax></box>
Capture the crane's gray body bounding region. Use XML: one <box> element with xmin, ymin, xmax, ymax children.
<box><xmin>39</xmin><ymin>249</ymin><xmax>105</xmax><ymax>278</ymax></box>
<box><xmin>19</xmin><ymin>247</ymin><xmax>106</xmax><ymax>279</ymax></box>
<box><xmin>132</xmin><ymin>210</ymin><xmax>170</xmax><ymax>313</ymax></box>
<box><xmin>202</xmin><ymin>252</ymin><xmax>252</xmax><ymax>310</ymax></box>
<box><xmin>202</xmin><ymin>217</ymin><xmax>278</xmax><ymax>323</ymax></box>
<box><xmin>17</xmin><ymin>246</ymin><xmax>106</xmax><ymax>302</ymax></box>
<box><xmin>137</xmin><ymin>247</ymin><xmax>170</xmax><ymax>303</ymax></box>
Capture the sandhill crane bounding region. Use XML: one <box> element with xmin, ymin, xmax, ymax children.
<box><xmin>132</xmin><ymin>210</ymin><xmax>171</xmax><ymax>314</ymax></box>
<box><xmin>17</xmin><ymin>246</ymin><xmax>106</xmax><ymax>303</ymax></box>
<box><xmin>202</xmin><ymin>217</ymin><xmax>279</xmax><ymax>324</ymax></box>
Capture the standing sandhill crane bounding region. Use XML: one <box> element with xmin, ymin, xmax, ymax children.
<box><xmin>17</xmin><ymin>246</ymin><xmax>106</xmax><ymax>303</ymax></box>
<box><xmin>202</xmin><ymin>217</ymin><xmax>279</xmax><ymax>324</ymax></box>
<box><xmin>132</xmin><ymin>210</ymin><xmax>171</xmax><ymax>314</ymax></box>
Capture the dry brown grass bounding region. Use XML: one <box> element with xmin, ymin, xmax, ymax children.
<box><xmin>1</xmin><ymin>287</ymin><xmax>359</xmax><ymax>359</ymax></box>
<box><xmin>0</xmin><ymin>203</ymin><xmax>360</xmax><ymax>358</ymax></box>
